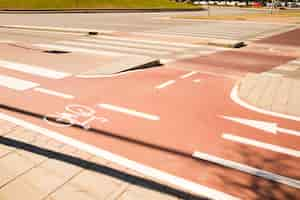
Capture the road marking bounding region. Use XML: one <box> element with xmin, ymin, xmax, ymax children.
<box><xmin>231</xmin><ymin>85</ymin><xmax>300</xmax><ymax>121</ymax></box>
<box><xmin>222</xmin><ymin>116</ymin><xmax>300</xmax><ymax>137</ymax></box>
<box><xmin>0</xmin><ymin>75</ymin><xmax>39</xmax><ymax>91</ymax></box>
<box><xmin>193</xmin><ymin>79</ymin><xmax>201</xmax><ymax>83</ymax></box>
<box><xmin>0</xmin><ymin>60</ymin><xmax>71</xmax><ymax>79</ymax></box>
<box><xmin>180</xmin><ymin>71</ymin><xmax>198</xmax><ymax>79</ymax></box>
<box><xmin>98</xmin><ymin>34</ymin><xmax>199</xmax><ymax>48</ymax></box>
<box><xmin>76</xmin><ymin>68</ymin><xmax>146</xmax><ymax>78</ymax></box>
<box><xmin>34</xmin><ymin>44</ymin><xmax>125</xmax><ymax>57</ymax></box>
<box><xmin>290</xmin><ymin>60</ymin><xmax>300</xmax><ymax>65</ymax></box>
<box><xmin>193</xmin><ymin>152</ymin><xmax>300</xmax><ymax>189</ymax></box>
<box><xmin>223</xmin><ymin>133</ymin><xmax>300</xmax><ymax>158</ymax></box>
<box><xmin>155</xmin><ymin>80</ymin><xmax>176</xmax><ymax>89</ymax></box>
<box><xmin>58</xmin><ymin>41</ymin><xmax>168</xmax><ymax>56</ymax></box>
<box><xmin>98</xmin><ymin>104</ymin><xmax>160</xmax><ymax>121</ymax></box>
<box><xmin>78</xmin><ymin>38</ymin><xmax>183</xmax><ymax>52</ymax></box>
<box><xmin>0</xmin><ymin>112</ymin><xmax>238</xmax><ymax>200</ymax></box>
<box><xmin>34</xmin><ymin>88</ymin><xmax>74</xmax><ymax>99</ymax></box>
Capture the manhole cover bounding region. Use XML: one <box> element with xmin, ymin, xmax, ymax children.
<box><xmin>43</xmin><ymin>50</ymin><xmax>71</xmax><ymax>54</ymax></box>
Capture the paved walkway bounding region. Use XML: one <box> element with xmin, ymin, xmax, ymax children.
<box><xmin>0</xmin><ymin>119</ymin><xmax>201</xmax><ymax>200</ymax></box>
<box><xmin>238</xmin><ymin>46</ymin><xmax>300</xmax><ymax>117</ymax></box>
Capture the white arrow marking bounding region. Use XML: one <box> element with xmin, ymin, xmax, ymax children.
<box><xmin>221</xmin><ymin>116</ymin><xmax>300</xmax><ymax>137</ymax></box>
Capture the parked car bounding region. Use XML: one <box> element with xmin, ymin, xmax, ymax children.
<box><xmin>208</xmin><ymin>1</ymin><xmax>216</xmax><ymax>5</ymax></box>
<box><xmin>198</xmin><ymin>1</ymin><xmax>208</xmax><ymax>5</ymax></box>
<box><xmin>237</xmin><ymin>2</ymin><xmax>247</xmax><ymax>6</ymax></box>
<box><xmin>287</xmin><ymin>1</ymin><xmax>297</xmax><ymax>7</ymax></box>
<box><xmin>252</xmin><ymin>1</ymin><xmax>263</xmax><ymax>7</ymax></box>
<box><xmin>226</xmin><ymin>1</ymin><xmax>237</xmax><ymax>6</ymax></box>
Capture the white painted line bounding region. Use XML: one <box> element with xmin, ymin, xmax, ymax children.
<box><xmin>160</xmin><ymin>59</ymin><xmax>175</xmax><ymax>64</ymax></box>
<box><xmin>155</xmin><ymin>80</ymin><xmax>176</xmax><ymax>89</ymax></box>
<box><xmin>223</xmin><ymin>133</ymin><xmax>300</xmax><ymax>158</ymax></box>
<box><xmin>0</xmin><ymin>60</ymin><xmax>71</xmax><ymax>79</ymax></box>
<box><xmin>290</xmin><ymin>60</ymin><xmax>300</xmax><ymax>65</ymax></box>
<box><xmin>34</xmin><ymin>44</ymin><xmax>124</xmax><ymax>57</ymax></box>
<box><xmin>0</xmin><ymin>112</ymin><xmax>239</xmax><ymax>200</ymax></box>
<box><xmin>193</xmin><ymin>152</ymin><xmax>300</xmax><ymax>189</ymax></box>
<box><xmin>261</xmin><ymin>72</ymin><xmax>283</xmax><ymax>77</ymax></box>
<box><xmin>98</xmin><ymin>104</ymin><xmax>160</xmax><ymax>121</ymax></box>
<box><xmin>34</xmin><ymin>88</ymin><xmax>74</xmax><ymax>99</ymax></box>
<box><xmin>180</xmin><ymin>71</ymin><xmax>198</xmax><ymax>79</ymax></box>
<box><xmin>193</xmin><ymin>79</ymin><xmax>201</xmax><ymax>83</ymax></box>
<box><xmin>98</xmin><ymin>34</ymin><xmax>199</xmax><ymax>48</ymax></box>
<box><xmin>0</xmin><ymin>75</ymin><xmax>39</xmax><ymax>91</ymax></box>
<box><xmin>76</xmin><ymin>68</ymin><xmax>146</xmax><ymax>79</ymax></box>
<box><xmin>78</xmin><ymin>38</ymin><xmax>183</xmax><ymax>52</ymax></box>
<box><xmin>231</xmin><ymin>85</ymin><xmax>300</xmax><ymax>121</ymax></box>
<box><xmin>58</xmin><ymin>41</ymin><xmax>168</xmax><ymax>56</ymax></box>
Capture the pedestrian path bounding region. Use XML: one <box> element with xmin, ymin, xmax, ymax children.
<box><xmin>238</xmin><ymin>58</ymin><xmax>300</xmax><ymax>117</ymax></box>
<box><xmin>34</xmin><ymin>34</ymin><xmax>225</xmax><ymax>64</ymax></box>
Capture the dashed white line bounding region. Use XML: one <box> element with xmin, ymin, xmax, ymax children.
<box><xmin>34</xmin><ymin>88</ymin><xmax>74</xmax><ymax>99</ymax></box>
<box><xmin>180</xmin><ymin>71</ymin><xmax>198</xmax><ymax>79</ymax></box>
<box><xmin>98</xmin><ymin>103</ymin><xmax>160</xmax><ymax>121</ymax></box>
<box><xmin>193</xmin><ymin>152</ymin><xmax>300</xmax><ymax>189</ymax></box>
<box><xmin>155</xmin><ymin>80</ymin><xmax>176</xmax><ymax>89</ymax></box>
<box><xmin>223</xmin><ymin>133</ymin><xmax>300</xmax><ymax>158</ymax></box>
<box><xmin>0</xmin><ymin>60</ymin><xmax>71</xmax><ymax>79</ymax></box>
<box><xmin>0</xmin><ymin>75</ymin><xmax>39</xmax><ymax>91</ymax></box>
<box><xmin>193</xmin><ymin>79</ymin><xmax>201</xmax><ymax>83</ymax></box>
<box><xmin>0</xmin><ymin>112</ymin><xmax>239</xmax><ymax>200</ymax></box>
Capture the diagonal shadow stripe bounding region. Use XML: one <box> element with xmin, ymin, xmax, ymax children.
<box><xmin>0</xmin><ymin>135</ymin><xmax>207</xmax><ymax>200</ymax></box>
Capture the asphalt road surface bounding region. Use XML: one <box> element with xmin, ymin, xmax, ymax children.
<box><xmin>0</xmin><ymin>9</ymin><xmax>299</xmax><ymax>200</ymax></box>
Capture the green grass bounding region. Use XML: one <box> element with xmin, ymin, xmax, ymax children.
<box><xmin>0</xmin><ymin>0</ymin><xmax>198</xmax><ymax>9</ymax></box>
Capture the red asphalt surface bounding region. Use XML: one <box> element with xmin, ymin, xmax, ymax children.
<box><xmin>0</xmin><ymin>42</ymin><xmax>300</xmax><ymax>199</ymax></box>
<box><xmin>257</xmin><ymin>28</ymin><xmax>300</xmax><ymax>47</ymax></box>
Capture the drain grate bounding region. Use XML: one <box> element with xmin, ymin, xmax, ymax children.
<box><xmin>43</xmin><ymin>50</ymin><xmax>71</xmax><ymax>54</ymax></box>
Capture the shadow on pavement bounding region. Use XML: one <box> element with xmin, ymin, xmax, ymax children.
<box><xmin>0</xmin><ymin>135</ymin><xmax>208</xmax><ymax>200</ymax></box>
<box><xmin>213</xmin><ymin>145</ymin><xmax>299</xmax><ymax>200</ymax></box>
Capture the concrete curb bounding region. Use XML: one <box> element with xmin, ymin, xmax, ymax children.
<box><xmin>0</xmin><ymin>8</ymin><xmax>204</xmax><ymax>14</ymax></box>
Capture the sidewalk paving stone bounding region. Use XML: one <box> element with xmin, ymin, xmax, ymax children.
<box><xmin>0</xmin><ymin>152</ymin><xmax>36</xmax><ymax>187</ymax></box>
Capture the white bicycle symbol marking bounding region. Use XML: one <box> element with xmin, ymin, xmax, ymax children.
<box><xmin>44</xmin><ymin>104</ymin><xmax>108</xmax><ymax>130</ymax></box>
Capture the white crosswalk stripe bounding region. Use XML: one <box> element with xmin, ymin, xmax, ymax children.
<box><xmin>44</xmin><ymin>35</ymin><xmax>223</xmax><ymax>60</ymax></box>
<box><xmin>0</xmin><ymin>60</ymin><xmax>71</xmax><ymax>79</ymax></box>
<box><xmin>0</xmin><ymin>74</ymin><xmax>39</xmax><ymax>91</ymax></box>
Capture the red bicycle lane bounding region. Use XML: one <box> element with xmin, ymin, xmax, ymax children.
<box><xmin>0</xmin><ymin>66</ymin><xmax>299</xmax><ymax>199</ymax></box>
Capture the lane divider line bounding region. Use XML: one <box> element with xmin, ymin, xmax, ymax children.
<box><xmin>155</xmin><ymin>80</ymin><xmax>176</xmax><ymax>89</ymax></box>
<box><xmin>0</xmin><ymin>75</ymin><xmax>39</xmax><ymax>91</ymax></box>
<box><xmin>180</xmin><ymin>71</ymin><xmax>198</xmax><ymax>79</ymax></box>
<box><xmin>34</xmin><ymin>88</ymin><xmax>74</xmax><ymax>99</ymax></box>
<box><xmin>0</xmin><ymin>60</ymin><xmax>71</xmax><ymax>79</ymax></box>
<box><xmin>193</xmin><ymin>79</ymin><xmax>201</xmax><ymax>83</ymax></box>
<box><xmin>193</xmin><ymin>152</ymin><xmax>300</xmax><ymax>189</ymax></box>
<box><xmin>223</xmin><ymin>133</ymin><xmax>300</xmax><ymax>158</ymax></box>
<box><xmin>98</xmin><ymin>104</ymin><xmax>160</xmax><ymax>121</ymax></box>
<box><xmin>0</xmin><ymin>112</ymin><xmax>239</xmax><ymax>200</ymax></box>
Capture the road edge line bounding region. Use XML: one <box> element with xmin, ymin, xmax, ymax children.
<box><xmin>0</xmin><ymin>112</ymin><xmax>239</xmax><ymax>200</ymax></box>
